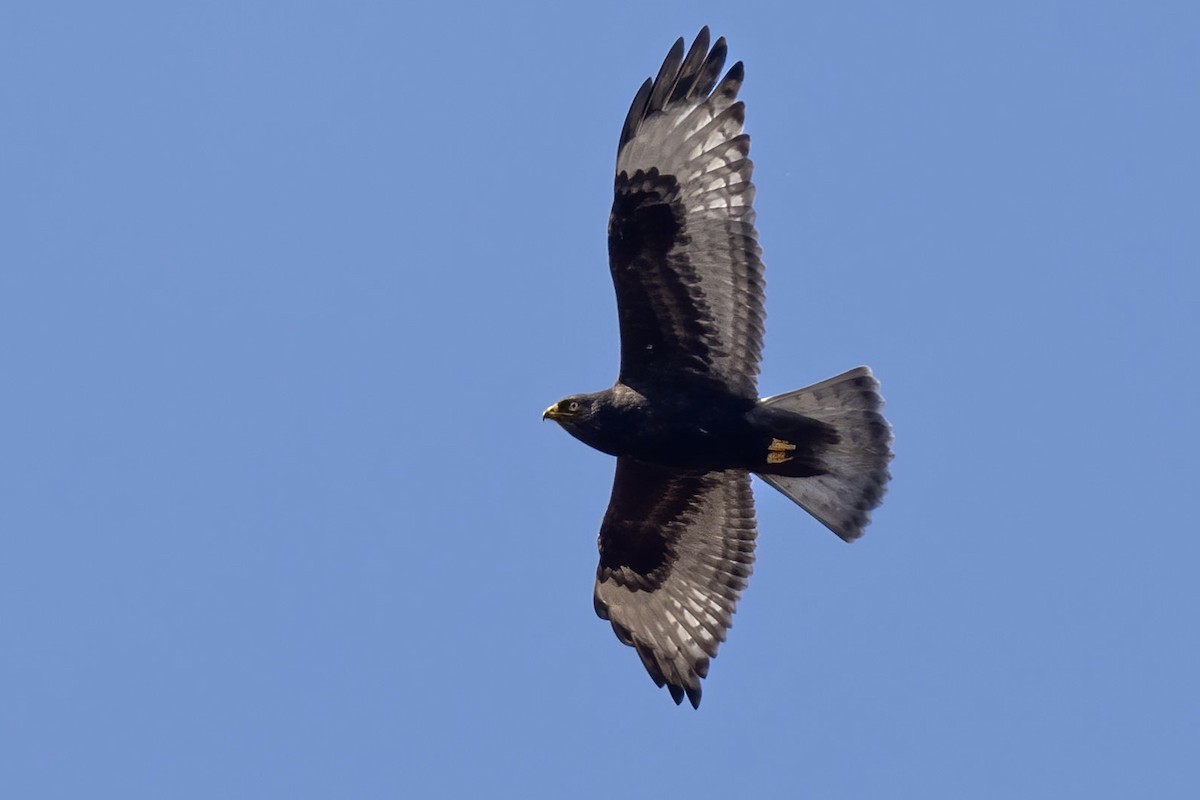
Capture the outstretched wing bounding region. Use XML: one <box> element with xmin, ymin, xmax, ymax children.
<box><xmin>608</xmin><ymin>27</ymin><xmax>765</xmax><ymax>399</ymax></box>
<box><xmin>594</xmin><ymin>458</ymin><xmax>757</xmax><ymax>707</ymax></box>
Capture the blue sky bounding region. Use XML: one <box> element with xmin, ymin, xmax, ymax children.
<box><xmin>3</xmin><ymin>1</ymin><xmax>1198</xmax><ymax>797</ymax></box>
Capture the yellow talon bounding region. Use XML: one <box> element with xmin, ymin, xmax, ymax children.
<box><xmin>768</xmin><ymin>438</ymin><xmax>796</xmax><ymax>452</ymax></box>
<box><xmin>767</xmin><ymin>451</ymin><xmax>793</xmax><ymax>464</ymax></box>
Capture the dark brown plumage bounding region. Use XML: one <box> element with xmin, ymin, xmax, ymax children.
<box><xmin>543</xmin><ymin>28</ymin><xmax>893</xmax><ymax>707</ymax></box>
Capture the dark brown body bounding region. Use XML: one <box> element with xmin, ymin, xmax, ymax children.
<box><xmin>549</xmin><ymin>382</ymin><xmax>838</xmax><ymax>478</ymax></box>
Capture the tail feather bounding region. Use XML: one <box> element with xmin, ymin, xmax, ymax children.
<box><xmin>758</xmin><ymin>366</ymin><xmax>893</xmax><ymax>542</ymax></box>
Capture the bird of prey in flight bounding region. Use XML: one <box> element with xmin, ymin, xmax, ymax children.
<box><xmin>543</xmin><ymin>28</ymin><xmax>893</xmax><ymax>708</ymax></box>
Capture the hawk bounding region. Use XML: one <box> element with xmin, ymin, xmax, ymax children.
<box><xmin>543</xmin><ymin>28</ymin><xmax>893</xmax><ymax>707</ymax></box>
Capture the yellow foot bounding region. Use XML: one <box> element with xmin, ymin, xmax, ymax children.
<box><xmin>766</xmin><ymin>439</ymin><xmax>796</xmax><ymax>464</ymax></box>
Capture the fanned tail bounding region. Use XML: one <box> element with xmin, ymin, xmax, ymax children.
<box><xmin>757</xmin><ymin>367</ymin><xmax>893</xmax><ymax>542</ymax></box>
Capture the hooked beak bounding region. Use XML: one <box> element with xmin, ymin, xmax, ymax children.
<box><xmin>542</xmin><ymin>404</ymin><xmax>559</xmax><ymax>421</ymax></box>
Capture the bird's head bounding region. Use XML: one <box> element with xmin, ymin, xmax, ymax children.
<box><xmin>543</xmin><ymin>389</ymin><xmax>625</xmax><ymax>454</ymax></box>
<box><xmin>542</xmin><ymin>394</ymin><xmax>599</xmax><ymax>427</ymax></box>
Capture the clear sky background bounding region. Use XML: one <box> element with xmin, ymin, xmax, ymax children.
<box><xmin>3</xmin><ymin>2</ymin><xmax>1198</xmax><ymax>797</ymax></box>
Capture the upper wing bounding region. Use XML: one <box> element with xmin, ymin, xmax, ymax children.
<box><xmin>594</xmin><ymin>458</ymin><xmax>757</xmax><ymax>708</ymax></box>
<box><xmin>608</xmin><ymin>28</ymin><xmax>765</xmax><ymax>399</ymax></box>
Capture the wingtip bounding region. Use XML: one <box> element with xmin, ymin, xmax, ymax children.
<box><xmin>666</xmin><ymin>35</ymin><xmax>686</xmax><ymax>66</ymax></box>
<box><xmin>662</xmin><ymin>676</ymin><xmax>703</xmax><ymax>709</ymax></box>
<box><xmin>727</xmin><ymin>60</ymin><xmax>745</xmax><ymax>84</ymax></box>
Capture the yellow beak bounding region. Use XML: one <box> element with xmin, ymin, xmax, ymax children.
<box><xmin>542</xmin><ymin>404</ymin><xmax>559</xmax><ymax>421</ymax></box>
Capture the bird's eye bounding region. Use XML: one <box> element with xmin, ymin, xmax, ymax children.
<box><xmin>568</xmin><ymin>400</ymin><xmax>581</xmax><ymax>412</ymax></box>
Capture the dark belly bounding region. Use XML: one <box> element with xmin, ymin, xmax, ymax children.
<box><xmin>615</xmin><ymin>414</ymin><xmax>759</xmax><ymax>469</ymax></box>
<box><xmin>578</xmin><ymin>400</ymin><xmax>835</xmax><ymax>477</ymax></box>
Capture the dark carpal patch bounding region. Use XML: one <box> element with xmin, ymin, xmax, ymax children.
<box><xmin>609</xmin><ymin>169</ymin><xmax>720</xmax><ymax>383</ymax></box>
<box><xmin>609</xmin><ymin>168</ymin><xmax>684</xmax><ymax>268</ymax></box>
<box><xmin>595</xmin><ymin>462</ymin><xmax>698</xmax><ymax>591</ymax></box>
